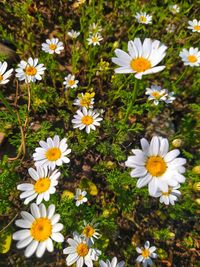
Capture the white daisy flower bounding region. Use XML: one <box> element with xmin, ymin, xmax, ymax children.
<box><xmin>0</xmin><ymin>61</ymin><xmax>13</xmax><ymax>85</ymax></box>
<box><xmin>154</xmin><ymin>185</ymin><xmax>181</xmax><ymax>205</ymax></box>
<box><xmin>125</xmin><ymin>136</ymin><xmax>186</xmax><ymax>196</ymax></box>
<box><xmin>33</xmin><ymin>135</ymin><xmax>71</xmax><ymax>170</ymax></box>
<box><xmin>145</xmin><ymin>85</ymin><xmax>168</xmax><ymax>105</ymax></box>
<box><xmin>100</xmin><ymin>257</ymin><xmax>125</xmax><ymax>267</ymax></box>
<box><xmin>63</xmin><ymin>232</ymin><xmax>101</xmax><ymax>267</ymax></box>
<box><xmin>68</xmin><ymin>30</ymin><xmax>80</xmax><ymax>39</ymax></box>
<box><xmin>42</xmin><ymin>38</ymin><xmax>64</xmax><ymax>54</ymax></box>
<box><xmin>112</xmin><ymin>38</ymin><xmax>167</xmax><ymax>79</ymax></box>
<box><xmin>17</xmin><ymin>166</ymin><xmax>61</xmax><ymax>205</ymax></box>
<box><xmin>179</xmin><ymin>47</ymin><xmax>200</xmax><ymax>67</ymax></box>
<box><xmin>13</xmin><ymin>203</ymin><xmax>64</xmax><ymax>258</ymax></box>
<box><xmin>81</xmin><ymin>220</ymin><xmax>101</xmax><ymax>245</ymax></box>
<box><xmin>188</xmin><ymin>19</ymin><xmax>200</xmax><ymax>33</ymax></box>
<box><xmin>63</xmin><ymin>74</ymin><xmax>79</xmax><ymax>89</ymax></box>
<box><xmin>73</xmin><ymin>92</ymin><xmax>95</xmax><ymax>109</ymax></box>
<box><xmin>136</xmin><ymin>241</ymin><xmax>157</xmax><ymax>267</ymax></box>
<box><xmin>169</xmin><ymin>4</ymin><xmax>180</xmax><ymax>14</ymax></box>
<box><xmin>145</xmin><ymin>85</ymin><xmax>175</xmax><ymax>105</ymax></box>
<box><xmin>89</xmin><ymin>23</ymin><xmax>102</xmax><ymax>33</ymax></box>
<box><xmin>135</xmin><ymin>12</ymin><xmax>152</xmax><ymax>24</ymax></box>
<box><xmin>15</xmin><ymin>57</ymin><xmax>46</xmax><ymax>83</ymax></box>
<box><xmin>74</xmin><ymin>189</ymin><xmax>88</xmax><ymax>206</ymax></box>
<box><xmin>72</xmin><ymin>107</ymin><xmax>103</xmax><ymax>134</ymax></box>
<box><xmin>87</xmin><ymin>33</ymin><xmax>103</xmax><ymax>46</ymax></box>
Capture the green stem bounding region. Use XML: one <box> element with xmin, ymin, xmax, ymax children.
<box><xmin>0</xmin><ymin>90</ymin><xmax>16</xmax><ymax>117</ymax></box>
<box><xmin>124</xmin><ymin>79</ymin><xmax>138</xmax><ymax>122</ymax></box>
<box><xmin>174</xmin><ymin>68</ymin><xmax>187</xmax><ymax>85</ymax></box>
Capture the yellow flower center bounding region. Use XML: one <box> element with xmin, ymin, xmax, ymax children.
<box><xmin>76</xmin><ymin>243</ymin><xmax>89</xmax><ymax>257</ymax></box>
<box><xmin>30</xmin><ymin>218</ymin><xmax>52</xmax><ymax>241</ymax></box>
<box><xmin>92</xmin><ymin>36</ymin><xmax>98</xmax><ymax>43</ymax></box>
<box><xmin>194</xmin><ymin>25</ymin><xmax>200</xmax><ymax>31</ymax></box>
<box><xmin>146</xmin><ymin>156</ymin><xmax>167</xmax><ymax>177</ymax></box>
<box><xmin>130</xmin><ymin>57</ymin><xmax>151</xmax><ymax>73</ymax></box>
<box><xmin>162</xmin><ymin>187</ymin><xmax>172</xmax><ymax>196</ymax></box>
<box><xmin>140</xmin><ymin>16</ymin><xmax>147</xmax><ymax>22</ymax></box>
<box><xmin>78</xmin><ymin>194</ymin><xmax>84</xmax><ymax>200</ymax></box>
<box><xmin>49</xmin><ymin>44</ymin><xmax>57</xmax><ymax>50</ymax></box>
<box><xmin>142</xmin><ymin>249</ymin><xmax>150</xmax><ymax>258</ymax></box>
<box><xmin>34</xmin><ymin>177</ymin><xmax>51</xmax><ymax>193</ymax></box>
<box><xmin>0</xmin><ymin>74</ymin><xmax>3</xmax><ymax>81</ymax></box>
<box><xmin>69</xmin><ymin>79</ymin><xmax>75</xmax><ymax>86</ymax></box>
<box><xmin>152</xmin><ymin>91</ymin><xmax>161</xmax><ymax>99</ymax></box>
<box><xmin>83</xmin><ymin>225</ymin><xmax>95</xmax><ymax>238</ymax></box>
<box><xmin>81</xmin><ymin>115</ymin><xmax>94</xmax><ymax>125</ymax></box>
<box><xmin>187</xmin><ymin>55</ymin><xmax>197</xmax><ymax>63</ymax></box>
<box><xmin>45</xmin><ymin>147</ymin><xmax>61</xmax><ymax>161</ymax></box>
<box><xmin>25</xmin><ymin>66</ymin><xmax>37</xmax><ymax>76</ymax></box>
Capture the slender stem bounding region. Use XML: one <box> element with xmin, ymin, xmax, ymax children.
<box><xmin>174</xmin><ymin>68</ymin><xmax>187</xmax><ymax>85</ymax></box>
<box><xmin>124</xmin><ymin>79</ymin><xmax>138</xmax><ymax>122</ymax></box>
<box><xmin>0</xmin><ymin>90</ymin><xmax>16</xmax><ymax>117</ymax></box>
<box><xmin>0</xmin><ymin>212</ymin><xmax>19</xmax><ymax>234</ymax></box>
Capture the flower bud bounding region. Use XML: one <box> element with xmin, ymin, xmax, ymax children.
<box><xmin>172</xmin><ymin>138</ymin><xmax>183</xmax><ymax>148</ymax></box>
<box><xmin>192</xmin><ymin>166</ymin><xmax>200</xmax><ymax>175</ymax></box>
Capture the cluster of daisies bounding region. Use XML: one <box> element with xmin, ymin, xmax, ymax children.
<box><xmin>87</xmin><ymin>23</ymin><xmax>103</xmax><ymax>46</ymax></box>
<box><xmin>112</xmin><ymin>34</ymin><xmax>199</xmax><ymax>106</ymax></box>
<box><xmin>11</xmin><ymin>134</ymin><xmax>131</xmax><ymax>266</ymax></box>
<box><xmin>72</xmin><ymin>91</ymin><xmax>103</xmax><ymax>134</ymax></box>
<box><xmin>125</xmin><ymin>136</ymin><xmax>186</xmax><ymax>206</ymax></box>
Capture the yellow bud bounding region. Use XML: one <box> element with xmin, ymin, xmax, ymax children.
<box><xmin>0</xmin><ymin>233</ymin><xmax>12</xmax><ymax>254</ymax></box>
<box><xmin>193</xmin><ymin>182</ymin><xmax>200</xmax><ymax>192</ymax></box>
<box><xmin>192</xmin><ymin>166</ymin><xmax>200</xmax><ymax>175</ymax></box>
<box><xmin>172</xmin><ymin>138</ymin><xmax>183</xmax><ymax>148</ymax></box>
<box><xmin>113</xmin><ymin>41</ymin><xmax>119</xmax><ymax>49</ymax></box>
<box><xmin>102</xmin><ymin>209</ymin><xmax>110</xmax><ymax>218</ymax></box>
<box><xmin>61</xmin><ymin>190</ymin><xmax>74</xmax><ymax>200</ymax></box>
<box><xmin>106</xmin><ymin>161</ymin><xmax>115</xmax><ymax>169</ymax></box>
<box><xmin>195</xmin><ymin>198</ymin><xmax>200</xmax><ymax>205</ymax></box>
<box><xmin>168</xmin><ymin>232</ymin><xmax>175</xmax><ymax>239</ymax></box>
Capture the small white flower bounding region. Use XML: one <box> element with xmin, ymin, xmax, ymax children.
<box><xmin>125</xmin><ymin>136</ymin><xmax>186</xmax><ymax>196</ymax></box>
<box><xmin>165</xmin><ymin>91</ymin><xmax>175</xmax><ymax>104</ymax></box>
<box><xmin>81</xmin><ymin>220</ymin><xmax>101</xmax><ymax>245</ymax></box>
<box><xmin>179</xmin><ymin>47</ymin><xmax>200</xmax><ymax>67</ymax></box>
<box><xmin>112</xmin><ymin>38</ymin><xmax>167</xmax><ymax>79</ymax></box>
<box><xmin>135</xmin><ymin>12</ymin><xmax>152</xmax><ymax>24</ymax></box>
<box><xmin>13</xmin><ymin>203</ymin><xmax>64</xmax><ymax>258</ymax></box>
<box><xmin>145</xmin><ymin>85</ymin><xmax>168</xmax><ymax>105</ymax></box>
<box><xmin>72</xmin><ymin>107</ymin><xmax>103</xmax><ymax>134</ymax></box>
<box><xmin>0</xmin><ymin>61</ymin><xmax>13</xmax><ymax>85</ymax></box>
<box><xmin>63</xmin><ymin>232</ymin><xmax>101</xmax><ymax>267</ymax></box>
<box><xmin>87</xmin><ymin>33</ymin><xmax>103</xmax><ymax>46</ymax></box>
<box><xmin>136</xmin><ymin>241</ymin><xmax>157</xmax><ymax>267</ymax></box>
<box><xmin>89</xmin><ymin>23</ymin><xmax>102</xmax><ymax>33</ymax></box>
<box><xmin>100</xmin><ymin>257</ymin><xmax>125</xmax><ymax>267</ymax></box>
<box><xmin>68</xmin><ymin>30</ymin><xmax>80</xmax><ymax>39</ymax></box>
<box><xmin>154</xmin><ymin>185</ymin><xmax>181</xmax><ymax>205</ymax></box>
<box><xmin>145</xmin><ymin>85</ymin><xmax>175</xmax><ymax>105</ymax></box>
<box><xmin>17</xmin><ymin>166</ymin><xmax>60</xmax><ymax>205</ymax></box>
<box><xmin>33</xmin><ymin>135</ymin><xmax>71</xmax><ymax>170</ymax></box>
<box><xmin>42</xmin><ymin>38</ymin><xmax>64</xmax><ymax>54</ymax></box>
<box><xmin>63</xmin><ymin>74</ymin><xmax>79</xmax><ymax>89</ymax></box>
<box><xmin>15</xmin><ymin>57</ymin><xmax>46</xmax><ymax>83</ymax></box>
<box><xmin>73</xmin><ymin>92</ymin><xmax>95</xmax><ymax>109</ymax></box>
<box><xmin>188</xmin><ymin>19</ymin><xmax>200</xmax><ymax>33</ymax></box>
<box><xmin>74</xmin><ymin>189</ymin><xmax>88</xmax><ymax>206</ymax></box>
<box><xmin>169</xmin><ymin>4</ymin><xmax>180</xmax><ymax>14</ymax></box>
